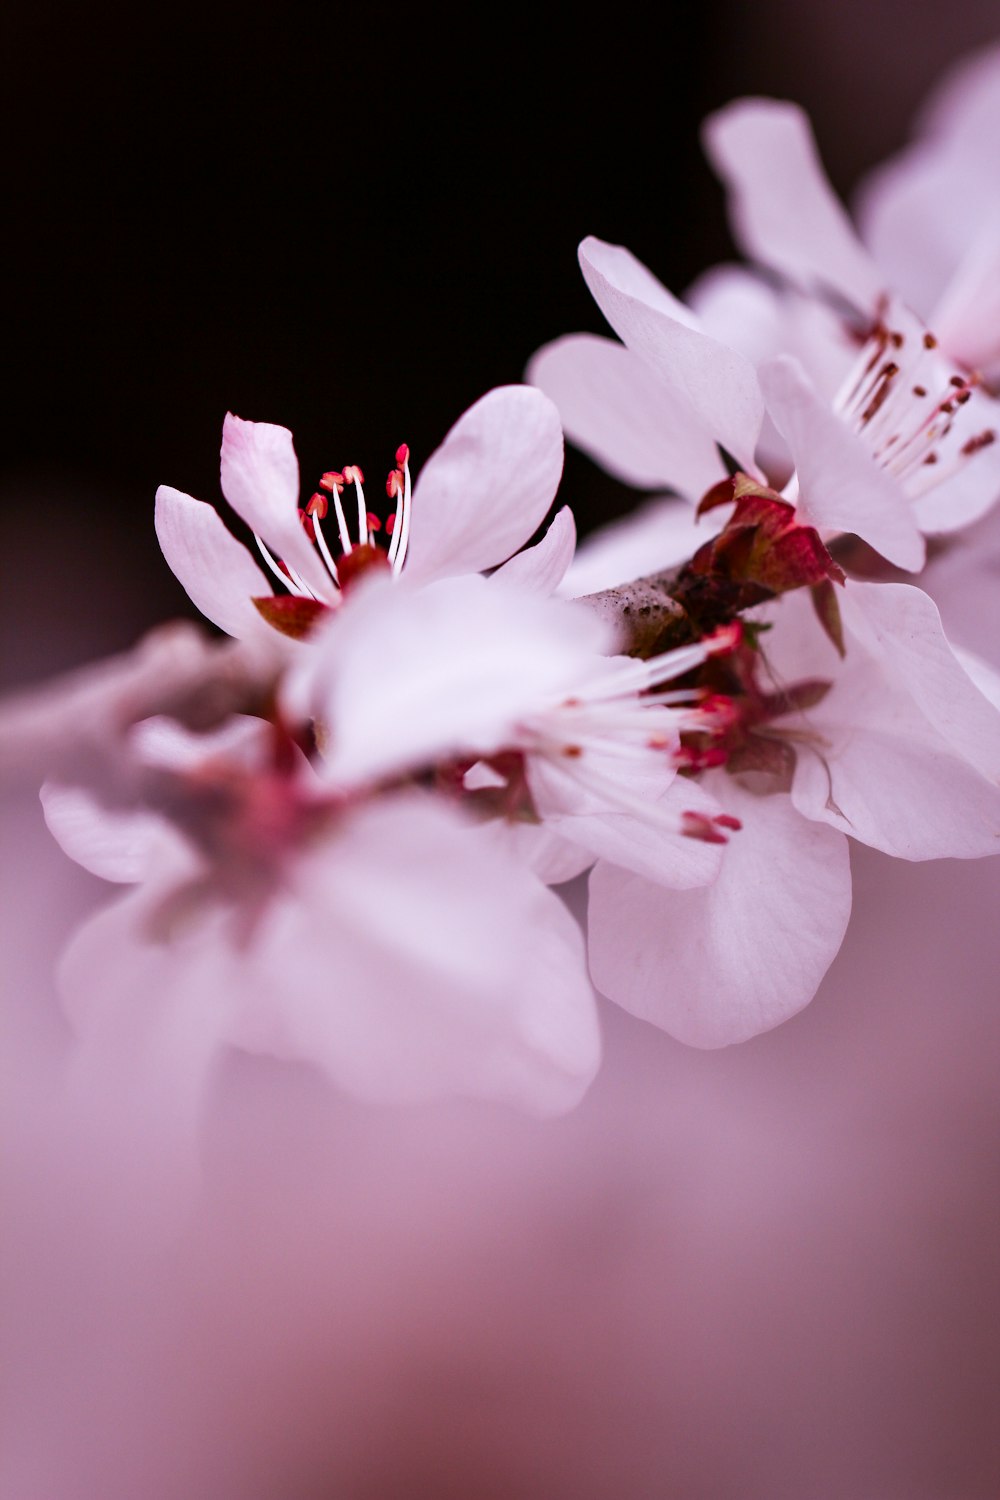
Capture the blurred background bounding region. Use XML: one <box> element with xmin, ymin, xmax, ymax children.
<box><xmin>4</xmin><ymin>0</ymin><xmax>1000</xmax><ymax>681</ymax></box>
<box><xmin>2</xmin><ymin>2</ymin><xmax>999</xmax><ymax>1497</ymax></box>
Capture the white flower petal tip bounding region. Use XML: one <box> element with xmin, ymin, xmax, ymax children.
<box><xmin>577</xmin><ymin>237</ymin><xmax>765</xmax><ymax>472</ymax></box>
<box><xmin>703</xmin><ymin>97</ymin><xmax>885</xmax><ymax>312</ymax></box>
<box><xmin>588</xmin><ymin>779</ymin><xmax>853</xmax><ymax>1049</ymax></box>
<box><xmin>154</xmin><ymin>485</ymin><xmax>278</xmax><ymax>643</ymax></box>
<box><xmin>527</xmin><ymin>333</ymin><xmax>725</xmax><ymax>498</ymax></box>
<box><xmin>40</xmin><ymin>781</ymin><xmax>172</xmax><ymax>884</ymax></box>
<box><xmin>220</xmin><ymin>413</ymin><xmax>335</xmax><ymax>601</ymax></box>
<box><xmin>490</xmin><ymin>505</ymin><xmax>576</xmax><ymax>594</ymax></box>
<box><xmin>760</xmin><ymin>355</ymin><xmax>926</xmax><ymax>572</ymax></box>
<box><xmin>403</xmin><ymin>385</ymin><xmax>565</xmax><ymax>584</ymax></box>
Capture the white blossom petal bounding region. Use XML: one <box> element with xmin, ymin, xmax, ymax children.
<box><xmin>588</xmin><ymin>777</ymin><xmax>852</xmax><ymax>1047</ymax></box>
<box><xmin>760</xmin><ymin>355</ymin><xmax>925</xmax><ymax>571</ymax></box>
<box><xmin>527</xmin><ymin>333</ymin><xmax>724</xmax><ymax>496</ymax></box>
<box><xmin>40</xmin><ymin>782</ymin><xmax>177</xmax><ymax>884</ymax></box>
<box><xmin>59</xmin><ymin>794</ymin><xmax>600</xmax><ymax>1116</ymax></box>
<box><xmin>703</xmin><ymin>98</ymin><xmax>884</xmax><ymax>312</ymax></box>
<box><xmin>764</xmin><ymin>583</ymin><xmax>1000</xmax><ymax>859</ymax></box>
<box><xmin>219</xmin><ymin>414</ymin><xmax>334</xmax><ymax>600</ymax></box>
<box><xmin>403</xmin><ymin>386</ymin><xmax>564</xmax><ymax>584</ymax></box>
<box><xmin>491</xmin><ymin>505</ymin><xmax>577</xmax><ymax>594</ymax></box>
<box><xmin>578</xmin><ymin>237</ymin><xmax>765</xmax><ymax>471</ymax></box>
<box><xmin>154</xmin><ymin>485</ymin><xmax>278</xmax><ymax>642</ymax></box>
<box><xmin>528</xmin><ymin>759</ymin><xmax>724</xmax><ymax>889</ymax></box>
<box><xmin>286</xmin><ymin>573</ymin><xmax>613</xmax><ymax>789</ymax></box>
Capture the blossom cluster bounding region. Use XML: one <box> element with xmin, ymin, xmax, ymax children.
<box><xmin>9</xmin><ymin>49</ymin><xmax>1000</xmax><ymax>1123</ymax></box>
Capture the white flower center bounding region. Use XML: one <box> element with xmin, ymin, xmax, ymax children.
<box><xmin>255</xmin><ymin>448</ymin><xmax>412</xmax><ymax>599</ymax></box>
<box><xmin>833</xmin><ymin>302</ymin><xmax>996</xmax><ymax>499</ymax></box>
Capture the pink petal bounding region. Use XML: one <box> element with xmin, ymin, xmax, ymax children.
<box><xmin>492</xmin><ymin>818</ymin><xmax>596</xmax><ymax>884</ymax></box>
<box><xmin>855</xmin><ymin>149</ymin><xmax>978</xmax><ymax>329</ymax></box>
<box><xmin>403</xmin><ymin>386</ymin><xmax>564</xmax><ymax>583</ymax></box>
<box><xmin>40</xmin><ymin>782</ymin><xmax>175</xmax><ymax>883</ymax></box>
<box><xmin>238</xmin><ymin>794</ymin><xmax>601</xmax><ymax>1113</ymax></box>
<box><xmin>588</xmin><ymin>777</ymin><xmax>852</xmax><ymax>1047</ymax></box>
<box><xmin>703</xmin><ymin>99</ymin><xmax>884</xmax><ymax>312</ymax></box>
<box><xmin>154</xmin><ymin>485</ymin><xmax>278</xmax><ymax>642</ymax></box>
<box><xmin>843</xmin><ymin>582</ymin><xmax>1000</xmax><ymax>784</ymax></box>
<box><xmin>527</xmin><ymin>332</ymin><xmax>724</xmax><ymax>496</ymax></box>
<box><xmin>927</xmin><ymin>212</ymin><xmax>1000</xmax><ymax>379</ymax></box>
<box><xmin>578</xmin><ymin>237</ymin><xmax>765</xmax><ymax>471</ymax></box>
<box><xmin>286</xmin><ymin>573</ymin><xmax>613</xmax><ymax>789</ymax></box>
<box><xmin>491</xmin><ymin>505</ymin><xmax>577</xmax><ymax>594</ymax></box>
<box><xmin>760</xmin><ymin>355</ymin><xmax>925</xmax><ymax>571</ymax></box>
<box><xmin>219</xmin><ymin>414</ymin><xmax>334</xmax><ymax>600</ymax></box>
<box><xmin>688</xmin><ymin>264</ymin><xmax>855</xmax><ymax>403</ymax></box>
<box><xmin>763</xmin><ymin>583</ymin><xmax>1000</xmax><ymax>859</ymax></box>
<box><xmin>526</xmin><ymin>752</ymin><xmax>723</xmax><ymax>890</ymax></box>
<box><xmin>56</xmin><ymin>843</ymin><xmax>236</xmax><ymax>1183</ymax></box>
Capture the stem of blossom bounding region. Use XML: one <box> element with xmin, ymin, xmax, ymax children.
<box><xmin>578</xmin><ymin>568</ymin><xmax>705</xmax><ymax>659</ymax></box>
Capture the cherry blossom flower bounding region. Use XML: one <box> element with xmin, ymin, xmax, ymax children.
<box><xmin>0</xmin><ymin>620</ymin><xmax>279</xmax><ymax>799</ymax></box>
<box><xmin>283</xmin><ymin>569</ymin><xmax>739</xmax><ymax>890</ymax></box>
<box><xmin>155</xmin><ymin>385</ymin><xmax>567</xmax><ymax>642</ymax></box>
<box><xmin>44</xmin><ymin>712</ymin><xmax>602</xmax><ymax>1120</ymax></box>
<box><xmin>587</xmin><ymin>577</ymin><xmax>1000</xmax><ymax>1046</ymax></box>
<box><xmin>531</xmin><ymin>88</ymin><xmax>1000</xmax><ymax>562</ymax></box>
<box><xmin>854</xmin><ymin>43</ymin><xmax>1000</xmax><ymax>385</ymax></box>
<box><xmin>701</xmin><ymin>97</ymin><xmax>1000</xmax><ymax>534</ymax></box>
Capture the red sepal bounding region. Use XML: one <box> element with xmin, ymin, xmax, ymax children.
<box><xmin>693</xmin><ymin>472</ymin><xmax>845</xmax><ymax>596</ymax></box>
<box><xmin>252</xmin><ymin>594</ymin><xmax>333</xmax><ymax>639</ymax></box>
<box><xmin>810</xmin><ymin>579</ymin><xmax>846</xmax><ymax>658</ymax></box>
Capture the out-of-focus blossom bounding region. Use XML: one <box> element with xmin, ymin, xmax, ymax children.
<box><xmin>854</xmin><ymin>42</ymin><xmax>1000</xmax><ymax>384</ymax></box>
<box><xmin>155</xmin><ymin>385</ymin><xmax>568</xmax><ymax>640</ymax></box>
<box><xmin>44</xmin><ymin>710</ymin><xmax>601</xmax><ymax>1119</ymax></box>
<box><xmin>0</xmin><ymin>620</ymin><xmax>279</xmax><ymax>797</ymax></box>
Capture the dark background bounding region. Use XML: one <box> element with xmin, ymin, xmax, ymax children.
<box><xmin>3</xmin><ymin>0</ymin><xmax>999</xmax><ymax>683</ymax></box>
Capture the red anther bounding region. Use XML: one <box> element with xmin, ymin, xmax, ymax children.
<box><xmin>386</xmin><ymin>469</ymin><xmax>402</xmax><ymax>499</ymax></box>
<box><xmin>299</xmin><ymin>511</ymin><xmax>316</xmax><ymax>542</ymax></box>
<box><xmin>306</xmin><ymin>491</ymin><xmax>329</xmax><ymax>519</ymax></box>
<box><xmin>385</xmin><ymin>513</ymin><xmax>397</xmax><ymax>536</ymax></box>
<box><xmin>320</xmin><ymin>471</ymin><xmax>344</xmax><ymax>492</ymax></box>
<box><xmin>714</xmin><ymin>813</ymin><xmax>742</xmax><ymax>832</ymax></box>
<box><xmin>681</xmin><ymin>810</ymin><xmax>729</xmax><ymax>844</ymax></box>
<box><xmin>961</xmin><ymin>430</ymin><xmax>996</xmax><ymax>456</ymax></box>
<box><xmin>699</xmin><ymin>692</ymin><xmax>739</xmax><ymax>723</ymax></box>
<box><xmin>396</xmin><ymin>443</ymin><xmax>410</xmax><ymax>467</ymax></box>
<box><xmin>342</xmin><ymin>464</ymin><xmax>365</xmax><ymax>485</ymax></box>
<box><xmin>366</xmin><ymin>511</ymin><xmax>382</xmax><ymax>533</ymax></box>
<box><xmin>707</xmin><ymin>621</ymin><xmax>743</xmax><ymax>655</ymax></box>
